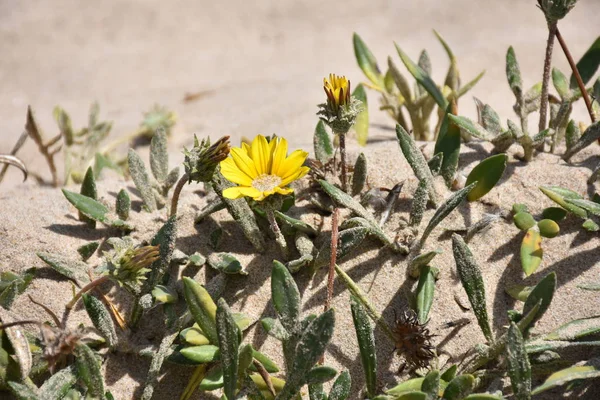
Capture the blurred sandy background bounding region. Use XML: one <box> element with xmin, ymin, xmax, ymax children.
<box><xmin>1</xmin><ymin>0</ymin><xmax>600</xmax><ymax>186</ymax></box>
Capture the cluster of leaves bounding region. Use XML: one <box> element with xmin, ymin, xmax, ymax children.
<box><xmin>353</xmin><ymin>31</ymin><xmax>485</xmax><ymax>141</ymax></box>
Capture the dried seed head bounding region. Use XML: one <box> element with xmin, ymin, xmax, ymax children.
<box><xmin>184</xmin><ymin>135</ymin><xmax>231</xmax><ymax>183</ymax></box>
<box><xmin>40</xmin><ymin>324</ymin><xmax>86</xmax><ymax>373</ymax></box>
<box><xmin>393</xmin><ymin>309</ymin><xmax>436</xmax><ymax>370</ymax></box>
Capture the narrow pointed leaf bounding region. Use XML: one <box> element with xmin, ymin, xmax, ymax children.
<box><xmin>216</xmin><ymin>298</ymin><xmax>240</xmax><ymax>400</ymax></box>
<box><xmin>127</xmin><ymin>149</ymin><xmax>156</xmax><ymax>211</ymax></box>
<box><xmin>328</xmin><ymin>370</ymin><xmax>351</xmax><ymax>400</ymax></box>
<box><xmin>62</xmin><ymin>189</ymin><xmax>108</xmax><ymax>223</ymax></box>
<box><xmin>465</xmin><ymin>154</ymin><xmax>507</xmax><ymax>201</ymax></box>
<box><xmin>507</xmin><ymin>322</ymin><xmax>532</xmax><ymax>400</ymax></box>
<box><xmin>353</xmin><ymin>85</ymin><xmax>369</xmax><ymax>146</ymax></box>
<box><xmin>545</xmin><ymin>316</ymin><xmax>600</xmax><ymax>341</ymax></box>
<box><xmin>422</xmin><ymin>370</ymin><xmax>440</xmax><ymax>400</ymax></box>
<box><xmin>447</xmin><ymin>115</ymin><xmax>492</xmax><ymax>140</ymax></box>
<box><xmin>271</xmin><ymin>260</ymin><xmax>300</xmax><ymax>333</ymax></box>
<box><xmin>353</xmin><ymin>33</ymin><xmax>385</xmax><ymax>88</ymax></box>
<box><xmin>351</xmin><ymin>152</ymin><xmax>367</xmax><ymax>196</ymax></box>
<box><xmin>539</xmin><ymin>186</ymin><xmax>587</xmax><ymax>218</ymax></box>
<box><xmin>506</xmin><ymin>47</ymin><xmax>523</xmax><ymax>100</ymax></box>
<box><xmin>435</xmin><ymin>102</ymin><xmax>461</xmax><ymax>187</ymax></box>
<box><xmin>563</xmin><ymin>121</ymin><xmax>600</xmax><ymax>161</ymax></box>
<box><xmin>416</xmin><ymin>266</ymin><xmax>435</xmax><ymax>324</ymax></box>
<box><xmin>532</xmin><ymin>364</ymin><xmax>600</xmax><ymax>395</ymax></box>
<box><xmin>569</xmin><ymin>36</ymin><xmax>600</xmax><ymax>89</ymax></box>
<box><xmin>182</xmin><ymin>277</ymin><xmax>218</xmax><ymax>344</ymax></box>
<box><xmin>74</xmin><ymin>343</ymin><xmax>104</xmax><ymax>397</ymax></box>
<box><xmin>351</xmin><ymin>295</ymin><xmax>377</xmax><ymax>397</ymax></box>
<box><xmin>443</xmin><ymin>375</ymin><xmax>475</xmax><ymax>400</ymax></box>
<box><xmin>523</xmin><ymin>272</ymin><xmax>556</xmax><ymax>330</ymax></box>
<box><xmin>150</xmin><ymin>130</ymin><xmax>168</xmax><ymax>181</ymax></box>
<box><xmin>314</xmin><ymin>120</ymin><xmax>334</xmax><ymax>164</ymax></box>
<box><xmin>83</xmin><ymin>294</ymin><xmax>118</xmax><ymax>347</ymax></box>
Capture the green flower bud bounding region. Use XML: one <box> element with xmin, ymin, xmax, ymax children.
<box><xmin>184</xmin><ymin>135</ymin><xmax>231</xmax><ymax>183</ymax></box>
<box><xmin>538</xmin><ymin>0</ymin><xmax>578</xmax><ymax>22</ymax></box>
<box><xmin>100</xmin><ymin>237</ymin><xmax>159</xmax><ymax>287</ymax></box>
<box><xmin>140</xmin><ymin>104</ymin><xmax>177</xmax><ymax>138</ymax></box>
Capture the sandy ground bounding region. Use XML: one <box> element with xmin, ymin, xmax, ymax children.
<box><xmin>1</xmin><ymin>1</ymin><xmax>600</xmax><ymax>399</ymax></box>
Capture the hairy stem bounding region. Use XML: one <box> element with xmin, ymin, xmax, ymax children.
<box><xmin>66</xmin><ymin>275</ymin><xmax>110</xmax><ymax>309</ymax></box>
<box><xmin>253</xmin><ymin>359</ymin><xmax>276</xmax><ymax>397</ymax></box>
<box><xmin>556</xmin><ymin>27</ymin><xmax>597</xmax><ymax>123</ymax></box>
<box><xmin>338</xmin><ymin>133</ymin><xmax>348</xmax><ymax>192</ymax></box>
<box><xmin>266</xmin><ymin>208</ymin><xmax>289</xmax><ymax>260</ymax></box>
<box><xmin>325</xmin><ymin>207</ymin><xmax>340</xmax><ymax>314</ymax></box>
<box><xmin>170</xmin><ymin>173</ymin><xmax>189</xmax><ymax>217</ymax></box>
<box><xmin>538</xmin><ymin>21</ymin><xmax>558</xmax><ymax>133</ymax></box>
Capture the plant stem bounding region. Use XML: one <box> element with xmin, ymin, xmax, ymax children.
<box><xmin>334</xmin><ymin>264</ymin><xmax>396</xmax><ymax>343</ymax></box>
<box><xmin>266</xmin><ymin>208</ymin><xmax>289</xmax><ymax>260</ymax></box>
<box><xmin>538</xmin><ymin>21</ymin><xmax>558</xmax><ymax>133</ymax></box>
<box><xmin>0</xmin><ymin>131</ymin><xmax>28</xmax><ymax>183</ymax></box>
<box><xmin>555</xmin><ymin>27</ymin><xmax>597</xmax><ymax>123</ymax></box>
<box><xmin>99</xmin><ymin>127</ymin><xmax>146</xmax><ymax>155</ymax></box>
<box><xmin>338</xmin><ymin>133</ymin><xmax>348</xmax><ymax>192</ymax></box>
<box><xmin>324</xmin><ymin>207</ymin><xmax>340</xmax><ymax>314</ymax></box>
<box><xmin>253</xmin><ymin>359</ymin><xmax>276</xmax><ymax>397</ymax></box>
<box><xmin>170</xmin><ymin>173</ymin><xmax>189</xmax><ymax>217</ymax></box>
<box><xmin>66</xmin><ymin>275</ymin><xmax>110</xmax><ymax>309</ymax></box>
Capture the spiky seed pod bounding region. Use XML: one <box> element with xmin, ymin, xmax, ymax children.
<box><xmin>393</xmin><ymin>309</ymin><xmax>436</xmax><ymax>370</ymax></box>
<box><xmin>184</xmin><ymin>135</ymin><xmax>231</xmax><ymax>183</ymax></box>
<box><xmin>40</xmin><ymin>325</ymin><xmax>86</xmax><ymax>373</ymax></box>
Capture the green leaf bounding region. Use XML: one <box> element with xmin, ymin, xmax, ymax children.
<box><xmin>416</xmin><ymin>265</ymin><xmax>435</xmax><ymax>324</ymax></box>
<box><xmin>149</xmin><ymin>130</ymin><xmax>168</xmax><ymax>181</ymax></box>
<box><xmin>180</xmin><ymin>325</ymin><xmax>210</xmax><ymax>346</ymax></box>
<box><xmin>457</xmin><ymin>70</ymin><xmax>486</xmax><ymax>98</ymax></box>
<box><xmin>207</xmin><ymin>253</ymin><xmax>246</xmax><ymax>275</ymax></box>
<box><xmin>520</xmin><ymin>228</ymin><xmax>543</xmax><ymax>277</ymax></box>
<box><xmin>507</xmin><ymin>322</ymin><xmax>532</xmax><ymax>400</ymax></box>
<box><xmin>565</xmin><ymin>198</ymin><xmax>600</xmax><ymax>216</ymax></box>
<box><xmin>563</xmin><ymin>121</ymin><xmax>600</xmax><ymax>162</ymax></box>
<box><xmin>545</xmin><ymin>316</ymin><xmax>600</xmax><ymax>341</ymax></box>
<box><xmin>513</xmin><ymin>212</ymin><xmax>536</xmax><ymax>231</ymax></box>
<box><xmin>442</xmin><ymin>374</ymin><xmax>475</xmax><ymax>400</ymax></box>
<box><xmin>275</xmin><ymin>211</ymin><xmax>317</xmax><ymax>236</ymax></box>
<box><xmin>39</xmin><ymin>365</ymin><xmax>77</xmax><ymax>399</ymax></box>
<box><xmin>396</xmin><ymin>124</ymin><xmax>439</xmax><ymax>206</ymax></box>
<box><xmin>537</xmin><ymin>219</ymin><xmax>560</xmax><ymax>238</ymax></box>
<box><xmin>463</xmin><ymin>395</ymin><xmax>504</xmax><ymax>400</ymax></box>
<box><xmin>570</xmin><ymin>36</ymin><xmax>600</xmax><ymax>89</ymax></box>
<box><xmin>452</xmin><ymin>234</ymin><xmax>493</xmax><ymax>343</ymax></box>
<box><xmin>506</xmin><ymin>46</ymin><xmax>523</xmax><ymax>100</ymax></box>
<box><xmin>419</xmin><ymin>182</ymin><xmax>477</xmax><ymax>247</ymax></box>
<box><xmin>386</xmin><ymin>377</ymin><xmax>425</xmax><ymax>396</ymax></box>
<box><xmin>422</xmin><ymin>370</ymin><xmax>440</xmax><ymax>400</ymax></box>
<box><xmin>447</xmin><ymin>115</ymin><xmax>492</xmax><ymax>140</ymax></box>
<box><xmin>353</xmin><ymin>33</ymin><xmax>384</xmax><ymax>88</ymax></box>
<box><xmin>151</xmin><ymin>284</ymin><xmax>178</xmax><ymax>304</ymax></box>
<box><xmin>94</xmin><ymin>152</ymin><xmax>122</xmax><ymax>179</ymax></box>
<box><xmin>216</xmin><ymin>298</ymin><xmax>240</xmax><ymax>400</ymax></box>
<box><xmin>278</xmin><ymin>309</ymin><xmax>335</xmax><ymax>400</ymax></box>
<box><xmin>318</xmin><ymin>180</ymin><xmax>378</xmax><ymax>226</ymax></box>
<box><xmin>182</xmin><ymin>277</ymin><xmax>218</xmax><ymax>344</ymax></box>
<box><xmin>353</xmin><ymin>85</ymin><xmax>369</xmax><ymax>147</ymax></box>
<box><xmin>434</xmin><ymin>30</ymin><xmax>459</xmax><ymax>92</ymax></box>
<box><xmin>583</xmin><ymin>218</ymin><xmax>600</xmax><ymax>231</ymax></box>
<box><xmin>7</xmin><ymin>381</ymin><xmax>38</xmax><ymax>400</ymax></box>
<box><xmin>306</xmin><ymin>366</ymin><xmax>338</xmax><ymax>385</ymax></box>
<box><xmin>314</xmin><ymin>120</ymin><xmax>334</xmax><ymax>164</ymax></box>
<box><xmin>350</xmin><ymin>295</ymin><xmax>377</xmax><ymax>397</ymax></box>
<box><xmin>523</xmin><ymin>272</ymin><xmax>556</xmax><ymax>330</ymax></box>
<box><xmin>539</xmin><ymin>185</ymin><xmax>587</xmax><ymax>218</ymax></box>
<box><xmin>552</xmin><ymin>68</ymin><xmax>571</xmax><ymax>100</ymax></box>
<box><xmin>328</xmin><ymin>370</ymin><xmax>351</xmax><ymax>400</ymax></box>
<box><xmin>116</xmin><ymin>189</ymin><xmax>131</xmax><ymax>221</ymax></box>
<box><xmin>434</xmin><ymin>103</ymin><xmax>461</xmax><ymax>188</ymax></box>
<box><xmin>74</xmin><ymin>343</ymin><xmax>104</xmax><ymax>397</ymax></box>
<box><xmin>83</xmin><ymin>294</ymin><xmax>118</xmax><ymax>347</ymax></box>
<box><xmin>37</xmin><ymin>252</ymin><xmax>90</xmax><ymax>285</ymax></box>
<box><xmin>180</xmin><ymin>345</ymin><xmax>220</xmax><ymax>363</ymax></box>
<box><xmin>542</xmin><ymin>207</ymin><xmax>568</xmax><ymax>222</ymax></box>
<box><xmin>199</xmin><ymin>366</ymin><xmax>223</xmax><ymax>390</ymax></box>
<box><xmin>441</xmin><ymin>365</ymin><xmax>458</xmax><ymax>382</ymax></box>
<box><xmin>127</xmin><ymin>149</ymin><xmax>157</xmax><ymax>211</ymax></box>
<box><xmin>505</xmin><ymin>285</ymin><xmax>533</xmax><ymax>302</ymax></box>
<box><xmin>388</xmin><ymin>57</ymin><xmax>413</xmax><ymax>104</ymax></box>
<box><xmin>62</xmin><ymin>189</ymin><xmax>108</xmax><ymax>223</ymax></box>
<box><xmin>465</xmin><ymin>154</ymin><xmax>507</xmax><ymax>201</ymax></box>
<box><xmin>79</xmin><ymin>167</ymin><xmax>98</xmax><ymax>228</ymax></box>
<box><xmin>395</xmin><ymin>43</ymin><xmax>448</xmax><ymax>109</ymax></box>
<box><xmin>351</xmin><ymin>152</ymin><xmax>368</xmax><ymax>196</ymax></box>
<box><xmin>394</xmin><ymin>391</ymin><xmax>428</xmax><ymax>400</ymax></box>
<box><xmin>251</xmin><ymin>349</ymin><xmax>280</xmax><ymax>373</ymax></box>
<box><xmin>77</xmin><ymin>241</ymin><xmax>99</xmax><ymax>261</ymax></box>
<box><xmin>271</xmin><ymin>261</ymin><xmax>300</xmax><ymax>333</ymax></box>
<box><xmin>531</xmin><ymin>364</ymin><xmax>600</xmax><ymax>395</ymax></box>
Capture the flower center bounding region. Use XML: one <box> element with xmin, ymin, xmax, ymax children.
<box><xmin>252</xmin><ymin>174</ymin><xmax>282</xmax><ymax>192</ymax></box>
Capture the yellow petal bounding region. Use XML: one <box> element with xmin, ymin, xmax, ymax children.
<box><xmin>270</xmin><ymin>137</ymin><xmax>288</xmax><ymax>176</ymax></box>
<box><xmin>250</xmin><ymin>135</ymin><xmax>271</xmax><ymax>175</ymax></box>
<box><xmin>281</xmin><ymin>166</ymin><xmax>310</xmax><ymax>187</ymax></box>
<box><xmin>222</xmin><ymin>186</ymin><xmax>262</xmax><ymax>200</ymax></box>
<box><xmin>230</xmin><ymin>147</ymin><xmax>259</xmax><ymax>179</ymax></box>
<box><xmin>274</xmin><ymin>187</ymin><xmax>294</xmax><ymax>196</ymax></box>
<box><xmin>278</xmin><ymin>149</ymin><xmax>309</xmax><ymax>180</ymax></box>
<box><xmin>220</xmin><ymin>158</ymin><xmax>253</xmax><ymax>186</ymax></box>
<box><xmin>241</xmin><ymin>142</ymin><xmax>251</xmax><ymax>155</ymax></box>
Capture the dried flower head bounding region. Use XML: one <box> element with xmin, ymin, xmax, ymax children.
<box><xmin>318</xmin><ymin>74</ymin><xmax>363</xmax><ymax>134</ymax></box>
<box><xmin>393</xmin><ymin>309</ymin><xmax>436</xmax><ymax>370</ymax></box>
<box><xmin>140</xmin><ymin>104</ymin><xmax>177</xmax><ymax>138</ymax></box>
<box><xmin>220</xmin><ymin>135</ymin><xmax>309</xmax><ymax>201</ymax></box>
<box><xmin>99</xmin><ymin>237</ymin><xmax>159</xmax><ymax>287</ymax></box>
<box><xmin>40</xmin><ymin>324</ymin><xmax>88</xmax><ymax>373</ymax></box>
<box><xmin>184</xmin><ymin>135</ymin><xmax>231</xmax><ymax>183</ymax></box>
<box><xmin>537</xmin><ymin>0</ymin><xmax>578</xmax><ymax>22</ymax></box>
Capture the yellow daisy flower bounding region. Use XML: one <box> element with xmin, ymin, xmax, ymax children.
<box><xmin>220</xmin><ymin>135</ymin><xmax>310</xmax><ymax>201</ymax></box>
<box><xmin>324</xmin><ymin>74</ymin><xmax>351</xmax><ymax>111</ymax></box>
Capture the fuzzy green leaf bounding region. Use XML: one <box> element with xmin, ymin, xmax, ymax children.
<box><xmin>318</xmin><ymin>180</ymin><xmax>378</xmax><ymax>226</ymax></box>
<box><xmin>7</xmin><ymin>382</ymin><xmax>38</xmax><ymax>400</ymax></box>
<box><xmin>216</xmin><ymin>298</ymin><xmax>240</xmax><ymax>400</ymax></box>
<box><xmin>306</xmin><ymin>366</ymin><xmax>338</xmax><ymax>385</ymax></box>
<box><xmin>435</xmin><ymin>103</ymin><xmax>461</xmax><ymax>187</ymax></box>
<box><xmin>182</xmin><ymin>277</ymin><xmax>218</xmax><ymax>344</ymax></box>
<box><xmin>442</xmin><ymin>374</ymin><xmax>475</xmax><ymax>400</ymax></box>
<box><xmin>353</xmin><ymin>85</ymin><xmax>369</xmax><ymax>146</ymax></box>
<box><xmin>62</xmin><ymin>189</ymin><xmax>108</xmax><ymax>223</ymax></box>
<box><xmin>552</xmin><ymin>68</ymin><xmax>571</xmax><ymax>100</ymax></box>
<box><xmin>539</xmin><ymin>185</ymin><xmax>587</xmax><ymax>218</ymax></box>
<box><xmin>506</xmin><ymin>46</ymin><xmax>523</xmax><ymax>100</ymax></box>
<box><xmin>465</xmin><ymin>154</ymin><xmax>507</xmax><ymax>201</ymax></box>
<box><xmin>531</xmin><ymin>364</ymin><xmax>600</xmax><ymax>395</ymax></box>
<box><xmin>314</xmin><ymin>120</ymin><xmax>334</xmax><ymax>164</ymax></box>
<box><xmin>127</xmin><ymin>149</ymin><xmax>157</xmax><ymax>211</ymax></box>
<box><xmin>395</xmin><ymin>43</ymin><xmax>447</xmax><ymax>109</ymax></box>
<box><xmin>150</xmin><ymin>130</ymin><xmax>168</xmax><ymax>181</ymax></box>
<box><xmin>416</xmin><ymin>266</ymin><xmax>435</xmax><ymax>324</ymax></box>
<box><xmin>563</xmin><ymin>121</ymin><xmax>600</xmax><ymax>161</ymax></box>
<box><xmin>351</xmin><ymin>152</ymin><xmax>368</xmax><ymax>196</ymax></box>
<box><xmin>77</xmin><ymin>241</ymin><xmax>99</xmax><ymax>262</ymax></box>
<box><xmin>83</xmin><ymin>294</ymin><xmax>118</xmax><ymax>347</ymax></box>
<box><xmin>570</xmin><ymin>36</ymin><xmax>600</xmax><ymax>90</ymax></box>
<box><xmin>116</xmin><ymin>189</ymin><xmax>131</xmax><ymax>221</ymax></box>
<box><xmin>545</xmin><ymin>315</ymin><xmax>600</xmax><ymax>341</ymax></box>
<box><xmin>507</xmin><ymin>322</ymin><xmax>532</xmax><ymax>400</ymax></box>
<box><xmin>79</xmin><ymin>167</ymin><xmax>98</xmax><ymax>227</ymax></box>
<box><xmin>523</xmin><ymin>272</ymin><xmax>556</xmax><ymax>330</ymax></box>
<box><xmin>74</xmin><ymin>343</ymin><xmax>104</xmax><ymax>397</ymax></box>
<box><xmin>565</xmin><ymin>198</ymin><xmax>600</xmax><ymax>216</ymax></box>
<box><xmin>207</xmin><ymin>253</ymin><xmax>246</xmax><ymax>275</ymax></box>
<box><xmin>271</xmin><ymin>260</ymin><xmax>301</xmax><ymax>333</ymax></box>
<box><xmin>409</xmin><ymin>180</ymin><xmax>429</xmax><ymax>227</ymax></box>
<box><xmin>328</xmin><ymin>370</ymin><xmax>351</xmax><ymax>400</ymax></box>
<box><xmin>275</xmin><ymin>211</ymin><xmax>317</xmax><ymax>237</ymax></box>
<box><xmin>422</xmin><ymin>370</ymin><xmax>440</xmax><ymax>400</ymax></box>
<box><xmin>447</xmin><ymin>115</ymin><xmax>492</xmax><ymax>140</ymax></box>
<box><xmin>396</xmin><ymin>124</ymin><xmax>439</xmax><ymax>206</ymax></box>
<box><xmin>350</xmin><ymin>295</ymin><xmax>377</xmax><ymax>397</ymax></box>
<box><xmin>452</xmin><ymin>234</ymin><xmax>493</xmax><ymax>343</ymax></box>
<box><xmin>353</xmin><ymin>33</ymin><xmax>384</xmax><ymax>88</ymax></box>
<box><xmin>37</xmin><ymin>252</ymin><xmax>90</xmax><ymax>285</ymax></box>
<box><xmin>39</xmin><ymin>365</ymin><xmax>77</xmax><ymax>399</ymax></box>
<box><xmin>420</xmin><ymin>182</ymin><xmax>477</xmax><ymax>247</ymax></box>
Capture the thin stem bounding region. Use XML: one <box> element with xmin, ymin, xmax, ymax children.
<box><xmin>66</xmin><ymin>275</ymin><xmax>110</xmax><ymax>309</ymax></box>
<box><xmin>266</xmin><ymin>208</ymin><xmax>289</xmax><ymax>260</ymax></box>
<box><xmin>324</xmin><ymin>207</ymin><xmax>340</xmax><ymax>314</ymax></box>
<box><xmin>98</xmin><ymin>127</ymin><xmax>146</xmax><ymax>155</ymax></box>
<box><xmin>0</xmin><ymin>131</ymin><xmax>28</xmax><ymax>183</ymax></box>
<box><xmin>338</xmin><ymin>133</ymin><xmax>348</xmax><ymax>192</ymax></box>
<box><xmin>334</xmin><ymin>264</ymin><xmax>396</xmax><ymax>343</ymax></box>
<box><xmin>538</xmin><ymin>21</ymin><xmax>558</xmax><ymax>133</ymax></box>
<box><xmin>253</xmin><ymin>359</ymin><xmax>276</xmax><ymax>397</ymax></box>
<box><xmin>556</xmin><ymin>27</ymin><xmax>597</xmax><ymax>123</ymax></box>
<box><xmin>170</xmin><ymin>173</ymin><xmax>189</xmax><ymax>217</ymax></box>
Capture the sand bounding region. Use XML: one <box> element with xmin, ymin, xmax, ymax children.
<box><xmin>1</xmin><ymin>1</ymin><xmax>600</xmax><ymax>399</ymax></box>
